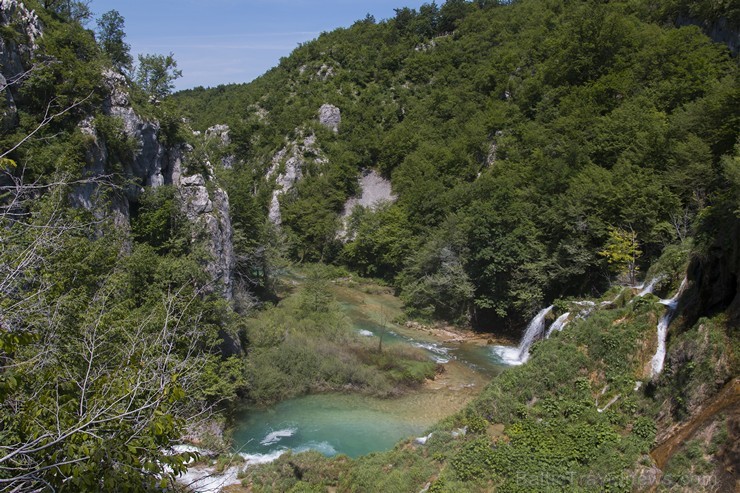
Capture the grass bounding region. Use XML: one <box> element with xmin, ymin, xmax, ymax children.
<box><xmin>241</xmin><ymin>266</ymin><xmax>436</xmax><ymax>406</ymax></box>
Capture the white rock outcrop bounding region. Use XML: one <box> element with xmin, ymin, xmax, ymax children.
<box><xmin>1</xmin><ymin>0</ymin><xmax>42</xmax><ymax>128</ymax></box>
<box><xmin>337</xmin><ymin>170</ymin><xmax>397</xmax><ymax>241</ymax></box>
<box><xmin>180</xmin><ymin>176</ymin><xmax>235</xmax><ymax>300</ymax></box>
<box><xmin>69</xmin><ymin>71</ymin><xmax>236</xmax><ymax>300</ymax></box>
<box><xmin>318</xmin><ymin>104</ymin><xmax>341</xmax><ymax>133</ymax></box>
<box><xmin>267</xmin><ymin>133</ymin><xmax>327</xmax><ymax>225</ymax></box>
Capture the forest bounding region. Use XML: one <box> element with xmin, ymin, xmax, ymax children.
<box><xmin>175</xmin><ymin>0</ymin><xmax>739</xmax><ymax>331</ymax></box>
<box><xmin>1</xmin><ymin>0</ymin><xmax>738</xmax><ymax>491</ymax></box>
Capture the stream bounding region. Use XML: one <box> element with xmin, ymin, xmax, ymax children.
<box><xmin>230</xmin><ymin>281</ymin><xmax>515</xmax><ymax>460</ymax></box>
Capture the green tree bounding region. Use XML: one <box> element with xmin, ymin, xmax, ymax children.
<box><xmin>135</xmin><ymin>53</ymin><xmax>183</xmax><ymax>100</ymax></box>
<box><xmin>44</xmin><ymin>0</ymin><xmax>92</xmax><ymax>23</ymax></box>
<box><xmin>599</xmin><ymin>227</ymin><xmax>642</xmax><ymax>285</ymax></box>
<box><xmin>342</xmin><ymin>203</ymin><xmax>414</xmax><ymax>279</ymax></box>
<box><xmin>96</xmin><ymin>9</ymin><xmax>132</xmax><ymax>71</ymax></box>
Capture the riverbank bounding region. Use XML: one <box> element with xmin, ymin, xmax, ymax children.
<box><xmin>176</xmin><ymin>271</ymin><xmax>517</xmax><ymax>491</ymax></box>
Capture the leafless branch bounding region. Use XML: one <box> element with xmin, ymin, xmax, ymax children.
<box><xmin>0</xmin><ymin>91</ymin><xmax>94</xmax><ymax>160</ymax></box>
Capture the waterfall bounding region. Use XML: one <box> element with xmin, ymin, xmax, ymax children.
<box><xmin>545</xmin><ymin>312</ymin><xmax>571</xmax><ymax>339</ymax></box>
<box><xmin>637</xmin><ymin>277</ymin><xmax>660</xmax><ymax>297</ymax></box>
<box><xmin>631</xmin><ymin>276</ymin><xmax>665</xmax><ymax>304</ymax></box>
<box><xmin>650</xmin><ymin>278</ymin><xmax>687</xmax><ymax>379</ymax></box>
<box><xmin>517</xmin><ymin>306</ymin><xmax>554</xmax><ymax>362</ymax></box>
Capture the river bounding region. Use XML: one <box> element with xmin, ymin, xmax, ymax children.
<box><xmin>229</xmin><ymin>280</ymin><xmax>515</xmax><ymax>460</ymax></box>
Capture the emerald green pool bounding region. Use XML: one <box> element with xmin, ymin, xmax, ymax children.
<box><xmin>231</xmin><ymin>281</ymin><xmax>513</xmax><ymax>461</ymax></box>
<box><xmin>232</xmin><ymin>393</ymin><xmax>432</xmax><ymax>460</ymax></box>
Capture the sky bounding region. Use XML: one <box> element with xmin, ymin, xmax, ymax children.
<box><xmin>89</xmin><ymin>0</ymin><xmax>430</xmax><ymax>90</ymax></box>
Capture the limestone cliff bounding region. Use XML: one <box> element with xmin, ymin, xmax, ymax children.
<box><xmin>267</xmin><ymin>131</ymin><xmax>327</xmax><ymax>225</ymax></box>
<box><xmin>93</xmin><ymin>71</ymin><xmax>236</xmax><ymax>300</ymax></box>
<box><xmin>0</xmin><ymin>2</ymin><xmax>235</xmax><ymax>301</ymax></box>
<box><xmin>0</xmin><ymin>0</ymin><xmax>41</xmax><ymax>129</ymax></box>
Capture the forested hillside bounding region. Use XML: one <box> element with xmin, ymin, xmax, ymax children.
<box><xmin>1</xmin><ymin>0</ymin><xmax>738</xmax><ymax>491</ymax></box>
<box><xmin>175</xmin><ymin>0</ymin><xmax>739</xmax><ymax>332</ymax></box>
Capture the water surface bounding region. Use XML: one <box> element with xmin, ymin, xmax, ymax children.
<box><xmin>231</xmin><ymin>280</ymin><xmax>514</xmax><ymax>459</ymax></box>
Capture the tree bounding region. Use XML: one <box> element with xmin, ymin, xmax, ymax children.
<box><xmin>0</xmin><ymin>168</ymin><xmax>208</xmax><ymax>491</ymax></box>
<box><xmin>599</xmin><ymin>227</ymin><xmax>642</xmax><ymax>285</ymax></box>
<box><xmin>44</xmin><ymin>0</ymin><xmax>92</xmax><ymax>23</ymax></box>
<box><xmin>135</xmin><ymin>53</ymin><xmax>183</xmax><ymax>100</ymax></box>
<box><xmin>96</xmin><ymin>10</ymin><xmax>132</xmax><ymax>71</ymax></box>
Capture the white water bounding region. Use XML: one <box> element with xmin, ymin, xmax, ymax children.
<box><xmin>574</xmin><ymin>300</ymin><xmax>596</xmax><ymax>319</ymax></box>
<box><xmin>650</xmin><ymin>278</ymin><xmax>687</xmax><ymax>379</ymax></box>
<box><xmin>491</xmin><ymin>345</ymin><xmax>524</xmax><ymax>366</ymax></box>
<box><xmin>260</xmin><ymin>427</ymin><xmax>297</xmax><ymax>446</ymax></box>
<box><xmin>173</xmin><ymin>447</ymin><xmax>288</xmax><ymax>493</ymax></box>
<box><xmin>491</xmin><ymin>305</ymin><xmax>554</xmax><ymax>365</ymax></box>
<box><xmin>415</xmin><ymin>433</ymin><xmax>433</xmax><ymax>445</ymax></box>
<box><xmin>178</xmin><ymin>465</ymin><xmax>242</xmax><ymax>493</ymax></box>
<box><xmin>545</xmin><ymin>312</ymin><xmax>571</xmax><ymax>339</ymax></box>
<box><xmin>411</xmin><ymin>341</ymin><xmax>451</xmax><ymax>363</ymax></box>
<box><xmin>637</xmin><ymin>277</ymin><xmax>661</xmax><ymax>297</ymax></box>
<box><xmin>517</xmin><ymin>306</ymin><xmax>553</xmax><ymax>362</ymax></box>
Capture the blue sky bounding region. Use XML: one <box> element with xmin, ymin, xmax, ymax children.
<box><xmin>89</xmin><ymin>1</ymin><xmax>429</xmax><ymax>90</ymax></box>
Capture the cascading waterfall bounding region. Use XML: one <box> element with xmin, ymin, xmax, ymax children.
<box><xmin>637</xmin><ymin>277</ymin><xmax>661</xmax><ymax>297</ymax></box>
<box><xmin>545</xmin><ymin>312</ymin><xmax>571</xmax><ymax>339</ymax></box>
<box><xmin>650</xmin><ymin>278</ymin><xmax>687</xmax><ymax>379</ymax></box>
<box><xmin>517</xmin><ymin>305</ymin><xmax>554</xmax><ymax>362</ymax></box>
<box><xmin>491</xmin><ymin>305</ymin><xmax>554</xmax><ymax>365</ymax></box>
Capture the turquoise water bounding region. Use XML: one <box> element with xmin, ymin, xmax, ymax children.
<box><xmin>231</xmin><ymin>283</ymin><xmax>513</xmax><ymax>460</ymax></box>
<box><xmin>231</xmin><ymin>393</ymin><xmax>431</xmax><ymax>459</ymax></box>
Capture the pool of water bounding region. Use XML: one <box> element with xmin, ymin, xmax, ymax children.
<box><xmin>230</xmin><ymin>280</ymin><xmax>514</xmax><ymax>460</ymax></box>
<box><xmin>231</xmin><ymin>393</ymin><xmax>434</xmax><ymax>459</ymax></box>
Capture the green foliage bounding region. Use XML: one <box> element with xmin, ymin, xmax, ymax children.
<box><xmin>342</xmin><ymin>203</ymin><xmax>415</xmax><ymax>279</ymax></box>
<box><xmin>173</xmin><ymin>0</ymin><xmax>737</xmax><ymax>330</ymax></box>
<box><xmin>131</xmin><ymin>185</ymin><xmax>190</xmax><ymax>255</ymax></box>
<box><xmin>135</xmin><ymin>52</ymin><xmax>182</xmax><ymax>100</ymax></box>
<box><xmin>599</xmin><ymin>227</ymin><xmax>642</xmax><ymax>285</ymax></box>
<box><xmin>96</xmin><ymin>9</ymin><xmax>132</xmax><ymax>71</ymax></box>
<box><xmin>451</xmin><ymin>437</ymin><xmax>495</xmax><ymax>481</ymax></box>
<box><xmin>243</xmin><ymin>270</ymin><xmax>434</xmax><ymax>404</ymax></box>
<box><xmin>0</xmin><ymin>197</ymin><xmax>217</xmax><ymax>490</ymax></box>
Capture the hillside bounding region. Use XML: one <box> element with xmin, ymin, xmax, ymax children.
<box><xmin>174</xmin><ymin>0</ymin><xmax>739</xmax><ymax>332</ymax></box>
<box><xmin>1</xmin><ymin>0</ymin><xmax>738</xmax><ymax>491</ymax></box>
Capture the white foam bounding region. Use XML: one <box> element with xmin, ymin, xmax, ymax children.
<box><xmin>177</xmin><ymin>466</ymin><xmax>242</xmax><ymax>493</ymax></box>
<box><xmin>260</xmin><ymin>428</ymin><xmax>297</xmax><ymax>446</ymax></box>
<box><xmin>169</xmin><ymin>444</ymin><xmax>207</xmax><ymax>455</ymax></box>
<box><xmin>637</xmin><ymin>276</ymin><xmax>663</xmax><ymax>297</ymax></box>
<box><xmin>650</xmin><ymin>278</ymin><xmax>687</xmax><ymax>379</ymax></box>
<box><xmin>413</xmin><ymin>341</ymin><xmax>451</xmax><ymax>363</ymax></box>
<box><xmin>240</xmin><ymin>449</ymin><xmax>287</xmax><ymax>465</ymax></box>
<box><xmin>574</xmin><ymin>300</ymin><xmax>596</xmax><ymax>319</ymax></box>
<box><xmin>491</xmin><ymin>345</ymin><xmax>524</xmax><ymax>366</ymax></box>
<box><xmin>517</xmin><ymin>306</ymin><xmax>554</xmax><ymax>362</ymax></box>
<box><xmin>293</xmin><ymin>441</ymin><xmax>338</xmax><ymax>456</ymax></box>
<box><xmin>358</xmin><ymin>329</ymin><xmax>374</xmax><ymax>337</ymax></box>
<box><xmin>415</xmin><ymin>433</ymin><xmax>433</xmax><ymax>445</ymax></box>
<box><xmin>545</xmin><ymin>312</ymin><xmax>570</xmax><ymax>339</ymax></box>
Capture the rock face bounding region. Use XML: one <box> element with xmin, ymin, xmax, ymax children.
<box><xmin>179</xmin><ymin>175</ymin><xmax>234</xmax><ymax>300</ymax></box>
<box><xmin>337</xmin><ymin>169</ymin><xmax>397</xmax><ymax>241</ymax></box>
<box><xmin>682</xmin><ymin>219</ymin><xmax>740</xmax><ymax>325</ymax></box>
<box><xmin>205</xmin><ymin>124</ymin><xmax>235</xmax><ymax>169</ymax></box>
<box><xmin>676</xmin><ymin>15</ymin><xmax>740</xmax><ymax>56</ymax></box>
<box><xmin>267</xmin><ymin>133</ymin><xmax>326</xmax><ymax>225</ymax></box>
<box><xmin>0</xmin><ymin>0</ymin><xmax>42</xmax><ymax>129</ymax></box>
<box><xmin>103</xmin><ymin>70</ymin><xmax>173</xmax><ymax>190</ymax></box>
<box><xmin>70</xmin><ymin>70</ymin><xmax>236</xmax><ymax>300</ymax></box>
<box><xmin>318</xmin><ymin>104</ymin><xmax>341</xmax><ymax>133</ymax></box>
